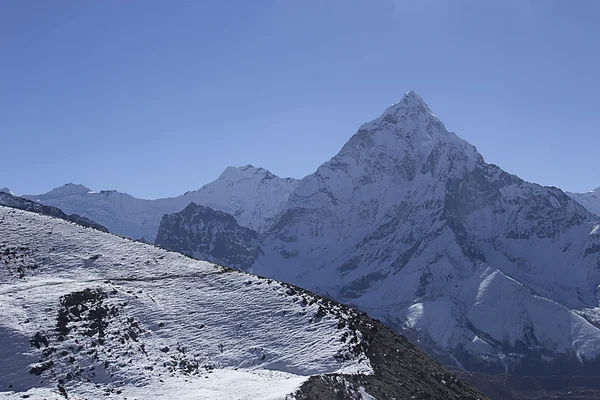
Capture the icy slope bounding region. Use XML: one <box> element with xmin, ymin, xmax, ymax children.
<box><xmin>24</xmin><ymin>166</ymin><xmax>298</xmax><ymax>242</ymax></box>
<box><xmin>241</xmin><ymin>92</ymin><xmax>600</xmax><ymax>374</ymax></box>
<box><xmin>0</xmin><ymin>206</ymin><xmax>486</xmax><ymax>400</ymax></box>
<box><xmin>0</xmin><ymin>192</ymin><xmax>108</xmax><ymax>232</ymax></box>
<box><xmin>568</xmin><ymin>187</ymin><xmax>600</xmax><ymax>217</ymax></box>
<box><xmin>0</xmin><ymin>206</ymin><xmax>368</xmax><ymax>399</ymax></box>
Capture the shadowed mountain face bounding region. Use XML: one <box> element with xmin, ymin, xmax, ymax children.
<box><xmin>155</xmin><ymin>202</ymin><xmax>263</xmax><ymax>270</ymax></box>
<box><xmin>155</xmin><ymin>92</ymin><xmax>600</xmax><ymax>378</ymax></box>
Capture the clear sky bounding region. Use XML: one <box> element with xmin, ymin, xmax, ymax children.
<box><xmin>1</xmin><ymin>0</ymin><xmax>599</xmax><ymax>198</ymax></box>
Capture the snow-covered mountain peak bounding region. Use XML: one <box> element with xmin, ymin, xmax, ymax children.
<box><xmin>0</xmin><ymin>187</ymin><xmax>13</xmax><ymax>195</ymax></box>
<box><xmin>34</xmin><ymin>183</ymin><xmax>92</xmax><ymax>200</ymax></box>
<box><xmin>217</xmin><ymin>164</ymin><xmax>272</xmax><ymax>182</ymax></box>
<box><xmin>216</xmin><ymin>164</ymin><xmax>296</xmax><ymax>185</ymax></box>
<box><xmin>24</xmin><ymin>167</ymin><xmax>299</xmax><ymax>241</ymax></box>
<box><xmin>397</xmin><ymin>89</ymin><xmax>430</xmax><ymax>111</ymax></box>
<box><xmin>359</xmin><ymin>90</ymin><xmax>439</xmax><ymax>130</ymax></box>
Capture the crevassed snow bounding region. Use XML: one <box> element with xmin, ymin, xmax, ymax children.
<box><xmin>0</xmin><ymin>206</ymin><xmax>371</xmax><ymax>399</ymax></box>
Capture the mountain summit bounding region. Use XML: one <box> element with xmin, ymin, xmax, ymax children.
<box><xmin>157</xmin><ymin>92</ymin><xmax>600</xmax><ymax>377</ymax></box>
<box><xmin>360</xmin><ymin>90</ymin><xmax>436</xmax><ymax>129</ymax></box>
<box><xmin>32</xmin><ymin>183</ymin><xmax>92</xmax><ymax>200</ymax></box>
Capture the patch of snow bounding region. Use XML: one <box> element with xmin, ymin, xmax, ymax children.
<box><xmin>358</xmin><ymin>385</ymin><xmax>377</xmax><ymax>400</ymax></box>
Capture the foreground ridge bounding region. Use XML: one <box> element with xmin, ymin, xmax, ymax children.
<box><xmin>0</xmin><ymin>205</ymin><xmax>487</xmax><ymax>399</ymax></box>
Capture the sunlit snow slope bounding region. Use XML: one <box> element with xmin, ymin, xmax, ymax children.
<box><xmin>0</xmin><ymin>206</ymin><xmax>487</xmax><ymax>400</ymax></box>
<box><xmin>0</xmin><ymin>206</ymin><xmax>369</xmax><ymax>399</ymax></box>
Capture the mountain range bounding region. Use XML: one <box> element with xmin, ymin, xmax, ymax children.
<box><xmin>23</xmin><ymin>165</ymin><xmax>298</xmax><ymax>242</ymax></box>
<box><xmin>15</xmin><ymin>92</ymin><xmax>600</xmax><ymax>384</ymax></box>
<box><xmin>0</xmin><ymin>204</ymin><xmax>486</xmax><ymax>399</ymax></box>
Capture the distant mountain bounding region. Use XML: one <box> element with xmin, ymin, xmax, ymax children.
<box><xmin>24</xmin><ymin>166</ymin><xmax>299</xmax><ymax>242</ymax></box>
<box><xmin>157</xmin><ymin>92</ymin><xmax>600</xmax><ymax>378</ymax></box>
<box><xmin>0</xmin><ymin>191</ymin><xmax>108</xmax><ymax>232</ymax></box>
<box><xmin>568</xmin><ymin>187</ymin><xmax>600</xmax><ymax>216</ymax></box>
<box><xmin>155</xmin><ymin>202</ymin><xmax>262</xmax><ymax>270</ymax></box>
<box><xmin>0</xmin><ymin>187</ymin><xmax>13</xmax><ymax>195</ymax></box>
<box><xmin>0</xmin><ymin>205</ymin><xmax>487</xmax><ymax>399</ymax></box>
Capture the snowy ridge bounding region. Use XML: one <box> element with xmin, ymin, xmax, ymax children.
<box><xmin>0</xmin><ymin>206</ymin><xmax>369</xmax><ymax>399</ymax></box>
<box><xmin>241</xmin><ymin>92</ymin><xmax>600</xmax><ymax>374</ymax></box>
<box><xmin>0</xmin><ymin>188</ymin><xmax>13</xmax><ymax>196</ymax></box>
<box><xmin>0</xmin><ymin>206</ymin><xmax>487</xmax><ymax>400</ymax></box>
<box><xmin>31</xmin><ymin>183</ymin><xmax>93</xmax><ymax>199</ymax></box>
<box><xmin>0</xmin><ymin>192</ymin><xmax>108</xmax><ymax>232</ymax></box>
<box><xmin>568</xmin><ymin>187</ymin><xmax>600</xmax><ymax>217</ymax></box>
<box><xmin>151</xmin><ymin>92</ymin><xmax>600</xmax><ymax>375</ymax></box>
<box><xmin>24</xmin><ymin>166</ymin><xmax>299</xmax><ymax>241</ymax></box>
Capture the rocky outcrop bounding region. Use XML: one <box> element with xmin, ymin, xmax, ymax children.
<box><xmin>155</xmin><ymin>202</ymin><xmax>262</xmax><ymax>270</ymax></box>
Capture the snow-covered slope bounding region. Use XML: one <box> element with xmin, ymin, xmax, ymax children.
<box><xmin>568</xmin><ymin>187</ymin><xmax>600</xmax><ymax>217</ymax></box>
<box><xmin>157</xmin><ymin>92</ymin><xmax>600</xmax><ymax>375</ymax></box>
<box><xmin>252</xmin><ymin>92</ymin><xmax>600</xmax><ymax>374</ymax></box>
<box><xmin>0</xmin><ymin>206</ymin><xmax>486</xmax><ymax>400</ymax></box>
<box><xmin>0</xmin><ymin>192</ymin><xmax>108</xmax><ymax>232</ymax></box>
<box><xmin>0</xmin><ymin>188</ymin><xmax>14</xmax><ymax>195</ymax></box>
<box><xmin>24</xmin><ymin>166</ymin><xmax>299</xmax><ymax>242</ymax></box>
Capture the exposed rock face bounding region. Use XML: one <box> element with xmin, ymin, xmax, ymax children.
<box><xmin>155</xmin><ymin>202</ymin><xmax>262</xmax><ymax>270</ymax></box>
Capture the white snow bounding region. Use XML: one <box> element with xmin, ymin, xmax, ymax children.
<box><xmin>24</xmin><ymin>166</ymin><xmax>299</xmax><ymax>241</ymax></box>
<box><xmin>567</xmin><ymin>188</ymin><xmax>600</xmax><ymax>217</ymax></box>
<box><xmin>358</xmin><ymin>385</ymin><xmax>377</xmax><ymax>400</ymax></box>
<box><xmin>250</xmin><ymin>91</ymin><xmax>600</xmax><ymax>370</ymax></box>
<box><xmin>12</xmin><ymin>90</ymin><xmax>600</xmax><ymax>373</ymax></box>
<box><xmin>0</xmin><ymin>206</ymin><xmax>371</xmax><ymax>399</ymax></box>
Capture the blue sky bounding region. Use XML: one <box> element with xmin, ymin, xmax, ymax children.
<box><xmin>1</xmin><ymin>0</ymin><xmax>599</xmax><ymax>198</ymax></box>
